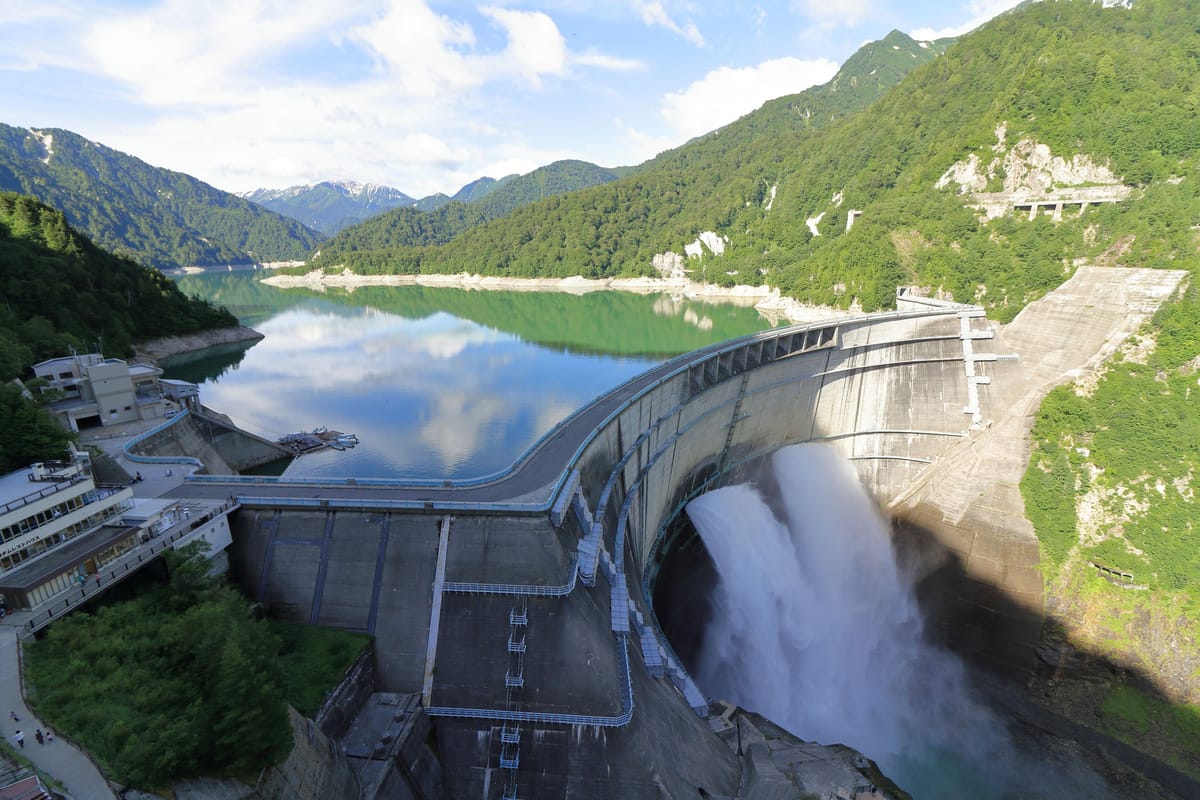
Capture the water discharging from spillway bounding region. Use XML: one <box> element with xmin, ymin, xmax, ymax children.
<box><xmin>687</xmin><ymin>442</ymin><xmax>1105</xmax><ymax>799</ymax></box>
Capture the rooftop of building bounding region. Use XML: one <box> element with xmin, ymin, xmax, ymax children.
<box><xmin>33</xmin><ymin>353</ymin><xmax>163</xmax><ymax>376</ymax></box>
<box><xmin>0</xmin><ymin>462</ymin><xmax>86</xmax><ymax>514</ymax></box>
<box><xmin>33</xmin><ymin>353</ymin><xmax>120</xmax><ymax>371</ymax></box>
<box><xmin>128</xmin><ymin>363</ymin><xmax>163</xmax><ymax>380</ymax></box>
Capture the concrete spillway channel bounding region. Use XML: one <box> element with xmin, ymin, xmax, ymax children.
<box><xmin>169</xmin><ymin>269</ymin><xmax>1184</xmax><ymax>797</ymax></box>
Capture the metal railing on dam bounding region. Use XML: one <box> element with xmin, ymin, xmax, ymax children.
<box><xmin>426</xmin><ymin>634</ymin><xmax>635</xmax><ymax>728</ymax></box>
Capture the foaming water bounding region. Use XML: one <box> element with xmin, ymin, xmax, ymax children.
<box><xmin>686</xmin><ymin>442</ymin><xmax>1105</xmax><ymax>799</ymax></box>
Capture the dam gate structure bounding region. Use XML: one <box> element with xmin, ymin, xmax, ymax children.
<box><xmin>170</xmin><ymin>269</ymin><xmax>1184</xmax><ymax>798</ymax></box>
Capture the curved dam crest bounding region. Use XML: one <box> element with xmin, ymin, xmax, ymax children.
<box><xmin>164</xmin><ymin>267</ymin><xmax>1183</xmax><ymax>797</ymax></box>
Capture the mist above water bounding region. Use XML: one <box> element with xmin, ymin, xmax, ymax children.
<box><xmin>686</xmin><ymin>442</ymin><xmax>1107</xmax><ymax>799</ymax></box>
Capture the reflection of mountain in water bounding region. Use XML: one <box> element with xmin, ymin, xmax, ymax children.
<box><xmin>160</xmin><ymin>339</ymin><xmax>258</xmax><ymax>384</ymax></box>
<box><xmin>174</xmin><ymin>272</ymin><xmax>308</xmax><ymax>327</ymax></box>
<box><xmin>173</xmin><ymin>272</ymin><xmax>778</xmax><ymax>358</ymax></box>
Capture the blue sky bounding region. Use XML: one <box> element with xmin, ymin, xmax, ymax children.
<box><xmin>1</xmin><ymin>1</ymin><xmax>1021</xmax><ymax>197</ymax></box>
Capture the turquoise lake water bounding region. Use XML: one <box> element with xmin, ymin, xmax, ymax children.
<box><xmin>166</xmin><ymin>270</ymin><xmax>777</xmax><ymax>480</ymax></box>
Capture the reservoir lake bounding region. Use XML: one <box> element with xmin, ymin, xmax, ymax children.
<box><xmin>166</xmin><ymin>271</ymin><xmax>777</xmax><ymax>480</ymax></box>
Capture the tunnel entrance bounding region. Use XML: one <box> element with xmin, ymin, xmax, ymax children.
<box><xmin>650</xmin><ymin>511</ymin><xmax>716</xmax><ymax>674</ymax></box>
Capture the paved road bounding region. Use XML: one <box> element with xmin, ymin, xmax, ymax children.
<box><xmin>0</xmin><ymin>626</ymin><xmax>117</xmax><ymax>799</ymax></box>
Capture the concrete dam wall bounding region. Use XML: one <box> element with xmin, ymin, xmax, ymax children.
<box><xmin>208</xmin><ymin>298</ymin><xmax>1035</xmax><ymax>797</ymax></box>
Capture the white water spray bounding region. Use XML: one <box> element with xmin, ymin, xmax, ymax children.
<box><xmin>688</xmin><ymin>442</ymin><xmax>1023</xmax><ymax>796</ymax></box>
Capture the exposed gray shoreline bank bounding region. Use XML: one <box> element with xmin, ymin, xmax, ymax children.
<box><xmin>262</xmin><ymin>269</ymin><xmax>858</xmax><ymax>325</ymax></box>
<box><xmin>134</xmin><ymin>324</ymin><xmax>264</xmax><ymax>365</ymax></box>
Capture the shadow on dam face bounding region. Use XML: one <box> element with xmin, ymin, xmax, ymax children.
<box><xmin>650</xmin><ymin>474</ymin><xmax>1200</xmax><ymax>800</ymax></box>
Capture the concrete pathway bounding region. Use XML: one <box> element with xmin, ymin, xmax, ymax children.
<box><xmin>81</xmin><ymin>424</ymin><xmax>198</xmax><ymax>500</ymax></box>
<box><xmin>0</xmin><ymin>626</ymin><xmax>117</xmax><ymax>799</ymax></box>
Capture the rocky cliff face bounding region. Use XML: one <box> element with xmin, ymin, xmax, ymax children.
<box><xmin>937</xmin><ymin>123</ymin><xmax>1128</xmax><ymax>211</ymax></box>
<box><xmin>1001</xmin><ymin>138</ymin><xmax>1121</xmax><ymax>193</ymax></box>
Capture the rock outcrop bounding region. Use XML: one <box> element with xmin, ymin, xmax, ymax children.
<box><xmin>937</xmin><ymin>125</ymin><xmax>1132</xmax><ymax>219</ymax></box>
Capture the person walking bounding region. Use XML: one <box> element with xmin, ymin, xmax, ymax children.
<box><xmin>8</xmin><ymin>710</ymin><xmax>17</xmax><ymax>722</ymax></box>
<box><xmin>13</xmin><ymin>730</ymin><xmax>23</xmax><ymax>748</ymax></box>
<box><xmin>44</xmin><ymin>729</ymin><xmax>53</xmax><ymax>743</ymax></box>
<box><xmin>34</xmin><ymin>729</ymin><xmax>43</xmax><ymax>745</ymax></box>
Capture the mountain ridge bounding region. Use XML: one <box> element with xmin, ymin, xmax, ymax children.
<box><xmin>240</xmin><ymin>180</ymin><xmax>416</xmax><ymax>236</ymax></box>
<box><xmin>0</xmin><ymin>123</ymin><xmax>322</xmax><ymax>270</ymax></box>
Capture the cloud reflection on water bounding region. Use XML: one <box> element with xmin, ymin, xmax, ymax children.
<box><xmin>194</xmin><ymin>304</ymin><xmax>655</xmax><ymax>479</ymax></box>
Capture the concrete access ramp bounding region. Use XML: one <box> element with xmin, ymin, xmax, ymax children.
<box><xmin>183</xmin><ymin>268</ymin><xmax>1184</xmax><ymax>798</ymax></box>
<box><xmin>127</xmin><ymin>409</ymin><xmax>290</xmax><ymax>474</ymax></box>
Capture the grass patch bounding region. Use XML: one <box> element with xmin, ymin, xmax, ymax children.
<box><xmin>270</xmin><ymin>620</ymin><xmax>371</xmax><ymax>717</ymax></box>
<box><xmin>1100</xmin><ymin>683</ymin><xmax>1200</xmax><ymax>778</ymax></box>
<box><xmin>1101</xmin><ymin>685</ymin><xmax>1152</xmax><ymax>733</ymax></box>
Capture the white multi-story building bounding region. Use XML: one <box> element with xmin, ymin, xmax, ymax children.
<box><xmin>0</xmin><ymin>459</ymin><xmax>135</xmax><ymax>609</ymax></box>
<box><xmin>33</xmin><ymin>353</ymin><xmax>166</xmax><ymax>432</ymax></box>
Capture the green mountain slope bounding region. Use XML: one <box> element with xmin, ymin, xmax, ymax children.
<box><xmin>450</xmin><ymin>175</ymin><xmax>511</xmax><ymax>204</ymax></box>
<box><xmin>0</xmin><ymin>124</ymin><xmax>322</xmax><ymax>269</ymax></box>
<box><xmin>0</xmin><ymin>192</ymin><xmax>237</xmax><ymax>378</ymax></box>
<box><xmin>241</xmin><ymin>181</ymin><xmax>414</xmax><ymax>236</ymax></box>
<box><xmin>308</xmin><ymin>29</ymin><xmax>949</xmax><ymax>281</ymax></box>
<box><xmin>313</xmin><ymin>159</ymin><xmax>620</xmax><ymax>264</ymax></box>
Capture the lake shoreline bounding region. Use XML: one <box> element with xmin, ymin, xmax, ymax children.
<box><xmin>134</xmin><ymin>324</ymin><xmax>265</xmax><ymax>365</ymax></box>
<box><xmin>261</xmin><ymin>269</ymin><xmax>857</xmax><ymax>325</ymax></box>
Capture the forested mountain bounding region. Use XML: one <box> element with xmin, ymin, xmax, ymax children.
<box><xmin>304</xmin><ymin>28</ymin><xmax>952</xmax><ymax>285</ymax></box>
<box><xmin>0</xmin><ymin>192</ymin><xmax>236</xmax><ymax>378</ymax></box>
<box><xmin>0</xmin><ymin>192</ymin><xmax>240</xmax><ymax>471</ymax></box>
<box><xmin>0</xmin><ymin>123</ymin><xmax>322</xmax><ymax>270</ymax></box>
<box><xmin>450</xmin><ymin>175</ymin><xmax>511</xmax><ymax>204</ymax></box>
<box><xmin>240</xmin><ymin>181</ymin><xmax>414</xmax><ymax>236</ymax></box>
<box><xmin>312</xmin><ymin>159</ymin><xmax>621</xmax><ymax>264</ymax></box>
<box><xmin>412</xmin><ymin>192</ymin><xmax>452</xmax><ymax>211</ymax></box>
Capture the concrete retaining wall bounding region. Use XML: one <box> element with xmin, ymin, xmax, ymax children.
<box><xmin>314</xmin><ymin>642</ymin><xmax>377</xmax><ymax>741</ymax></box>
<box><xmin>129</xmin><ymin>412</ymin><xmax>289</xmax><ymax>474</ymax></box>
<box><xmin>255</xmin><ymin>708</ymin><xmax>361</xmax><ymax>800</ymax></box>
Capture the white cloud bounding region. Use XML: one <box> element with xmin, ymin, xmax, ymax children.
<box><xmin>479</xmin><ymin>7</ymin><xmax>569</xmax><ymax>86</ymax></box>
<box><xmin>347</xmin><ymin>0</ymin><xmax>479</xmax><ymax>97</ymax></box>
<box><xmin>86</xmin><ymin>0</ymin><xmax>362</xmax><ymax>105</ymax></box>
<box><xmin>574</xmin><ymin>50</ymin><xmax>646</xmax><ymax>72</ymax></box>
<box><xmin>20</xmin><ymin>0</ymin><xmax>636</xmax><ymax>195</ymax></box>
<box><xmin>660</xmin><ymin>57</ymin><xmax>839</xmax><ymax>141</ymax></box>
<box><xmin>631</xmin><ymin>0</ymin><xmax>704</xmax><ymax>47</ymax></box>
<box><xmin>613</xmin><ymin>118</ymin><xmax>678</xmax><ymax>165</ymax></box>
<box><xmin>909</xmin><ymin>0</ymin><xmax>1025</xmax><ymax>41</ymax></box>
<box><xmin>0</xmin><ymin>6</ymin><xmax>76</xmax><ymax>25</ymax></box>
<box><xmin>790</xmin><ymin>0</ymin><xmax>875</xmax><ymax>30</ymax></box>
